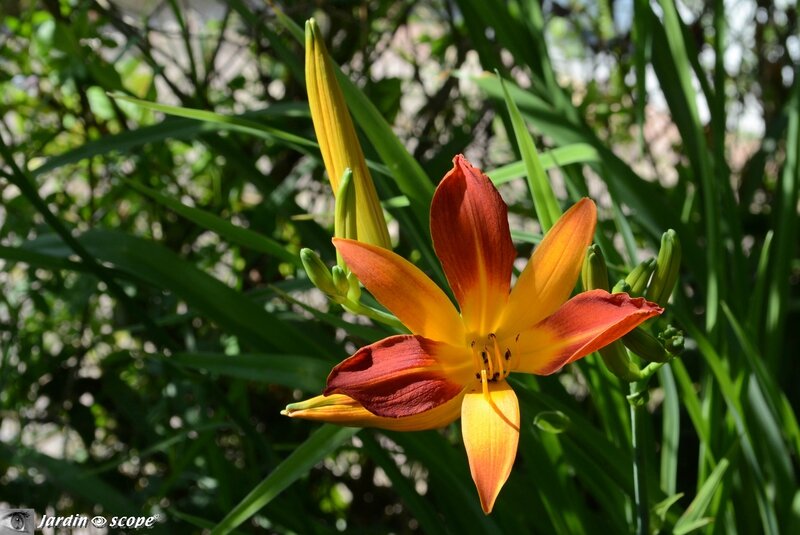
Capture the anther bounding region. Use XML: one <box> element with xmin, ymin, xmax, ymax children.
<box><xmin>505</xmin><ymin>349</ymin><xmax>511</xmax><ymax>361</ymax></box>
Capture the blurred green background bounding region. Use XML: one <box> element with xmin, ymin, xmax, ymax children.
<box><xmin>0</xmin><ymin>0</ymin><xmax>798</xmax><ymax>533</ymax></box>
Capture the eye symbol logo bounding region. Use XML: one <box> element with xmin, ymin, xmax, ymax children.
<box><xmin>0</xmin><ymin>509</ymin><xmax>34</xmax><ymax>534</ymax></box>
<box><xmin>91</xmin><ymin>516</ymin><xmax>108</xmax><ymax>528</ymax></box>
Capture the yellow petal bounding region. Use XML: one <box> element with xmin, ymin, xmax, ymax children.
<box><xmin>500</xmin><ymin>198</ymin><xmax>596</xmax><ymax>337</ymax></box>
<box><xmin>305</xmin><ymin>19</ymin><xmax>390</xmax><ymax>248</ymax></box>
<box><xmin>461</xmin><ymin>381</ymin><xmax>520</xmax><ymax>514</ymax></box>
<box><xmin>335</xmin><ymin>238</ymin><xmax>465</xmax><ymax>345</ymax></box>
<box><xmin>282</xmin><ymin>392</ymin><xmax>464</xmax><ymax>431</ymax></box>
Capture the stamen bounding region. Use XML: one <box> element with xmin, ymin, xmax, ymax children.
<box><xmin>469</xmin><ymin>339</ymin><xmax>482</xmax><ymax>376</ymax></box>
<box><xmin>489</xmin><ymin>333</ymin><xmax>508</xmax><ymax>379</ymax></box>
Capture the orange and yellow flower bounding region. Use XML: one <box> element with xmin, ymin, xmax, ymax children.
<box><xmin>284</xmin><ymin>155</ymin><xmax>662</xmax><ymax>513</ymax></box>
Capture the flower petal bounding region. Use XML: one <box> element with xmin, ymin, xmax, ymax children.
<box><xmin>282</xmin><ymin>393</ymin><xmax>463</xmax><ymax>431</ymax></box>
<box><xmin>500</xmin><ymin>198</ymin><xmax>596</xmax><ymax>337</ymax></box>
<box><xmin>325</xmin><ymin>335</ymin><xmax>471</xmax><ymax>418</ymax></box>
<box><xmin>512</xmin><ymin>290</ymin><xmax>663</xmax><ymax>375</ymax></box>
<box><xmin>430</xmin><ymin>155</ymin><xmax>516</xmax><ymax>334</ymax></box>
<box><xmin>461</xmin><ymin>381</ymin><xmax>520</xmax><ymax>514</ymax></box>
<box><xmin>334</xmin><ymin>238</ymin><xmax>464</xmax><ymax>346</ymax></box>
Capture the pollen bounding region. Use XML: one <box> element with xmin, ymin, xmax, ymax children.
<box><xmin>470</xmin><ymin>333</ymin><xmax>511</xmax><ymax>386</ymax></box>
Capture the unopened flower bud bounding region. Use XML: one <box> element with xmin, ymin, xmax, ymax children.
<box><xmin>598</xmin><ymin>342</ymin><xmax>644</xmax><ymax>382</ymax></box>
<box><xmin>646</xmin><ymin>229</ymin><xmax>681</xmax><ymax>305</ymax></box>
<box><xmin>619</xmin><ymin>258</ymin><xmax>656</xmax><ymax>296</ymax></box>
<box><xmin>581</xmin><ymin>244</ymin><xmax>609</xmax><ymax>291</ymax></box>
<box><xmin>306</xmin><ymin>18</ymin><xmax>391</xmax><ymax>249</ymax></box>
<box><xmin>331</xmin><ymin>265</ymin><xmax>350</xmax><ymax>296</ymax></box>
<box><xmin>658</xmin><ymin>325</ymin><xmax>685</xmax><ymax>355</ymax></box>
<box><xmin>334</xmin><ymin>168</ymin><xmax>357</xmax><ymax>267</ymax></box>
<box><xmin>347</xmin><ymin>270</ymin><xmax>362</xmax><ymax>302</ymax></box>
<box><xmin>301</xmin><ymin>248</ymin><xmax>338</xmax><ymax>296</ymax></box>
<box><xmin>611</xmin><ymin>279</ymin><xmax>632</xmax><ymax>294</ymax></box>
<box><xmin>622</xmin><ymin>327</ymin><xmax>671</xmax><ymax>363</ymax></box>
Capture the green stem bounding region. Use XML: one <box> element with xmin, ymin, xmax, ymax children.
<box><xmin>629</xmin><ymin>384</ymin><xmax>649</xmax><ymax>535</ymax></box>
<box><xmin>342</xmin><ymin>299</ymin><xmax>406</xmax><ymax>331</ymax></box>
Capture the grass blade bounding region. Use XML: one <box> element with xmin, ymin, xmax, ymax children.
<box><xmin>126</xmin><ymin>179</ymin><xmax>300</xmax><ymax>266</ymax></box>
<box><xmin>498</xmin><ymin>73</ymin><xmax>562</xmax><ymax>231</ymax></box>
<box><xmin>209</xmin><ymin>425</ymin><xmax>358</xmax><ymax>535</ymax></box>
<box><xmin>166</xmin><ymin>352</ymin><xmax>330</xmax><ymax>392</ymax></box>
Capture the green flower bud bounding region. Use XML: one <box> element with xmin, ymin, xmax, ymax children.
<box><xmin>331</xmin><ymin>265</ymin><xmax>350</xmax><ymax>296</ymax></box>
<box><xmin>622</xmin><ymin>327</ymin><xmax>671</xmax><ymax>363</ymax></box>
<box><xmin>346</xmin><ymin>270</ymin><xmax>362</xmax><ymax>302</ymax></box>
<box><xmin>334</xmin><ymin>168</ymin><xmax>357</xmax><ymax>239</ymax></box>
<box><xmin>611</xmin><ymin>279</ymin><xmax>632</xmax><ymax>294</ymax></box>
<box><xmin>301</xmin><ymin>248</ymin><xmax>338</xmax><ymax>296</ymax></box>
<box><xmin>646</xmin><ymin>229</ymin><xmax>681</xmax><ymax>305</ymax></box>
<box><xmin>598</xmin><ymin>342</ymin><xmax>644</xmax><ymax>382</ymax></box>
<box><xmin>334</xmin><ymin>168</ymin><xmax>358</xmax><ymax>268</ymax></box>
<box><xmin>658</xmin><ymin>325</ymin><xmax>685</xmax><ymax>355</ymax></box>
<box><xmin>581</xmin><ymin>244</ymin><xmax>609</xmax><ymax>291</ymax></box>
<box><xmin>622</xmin><ymin>258</ymin><xmax>656</xmax><ymax>296</ymax></box>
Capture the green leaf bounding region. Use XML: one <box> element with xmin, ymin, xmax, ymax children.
<box><xmin>210</xmin><ymin>425</ymin><xmax>358</xmax><ymax>535</ymax></box>
<box><xmin>0</xmin><ymin>442</ymin><xmax>141</xmax><ymax>517</ymax></box>
<box><xmin>652</xmin><ymin>492</ymin><xmax>684</xmax><ymax>522</ymax></box>
<box><xmin>125</xmin><ymin>179</ymin><xmax>300</xmax><ymax>266</ymax></box>
<box><xmin>673</xmin><ymin>447</ymin><xmax>733</xmax><ymax>534</ymax></box>
<box><xmin>23</xmin><ymin>230</ymin><xmax>323</xmax><ymax>355</ymax></box>
<box><xmin>659</xmin><ymin>365</ymin><xmax>680</xmax><ymax>496</ymax></box>
<box><xmin>533</xmin><ymin>410</ymin><xmax>571</xmax><ymax>434</ymax></box>
<box><xmin>166</xmin><ymin>352</ymin><xmax>330</xmax><ymax>392</ymax></box>
<box><xmin>487</xmin><ymin>144</ymin><xmax>600</xmax><ymax>185</ymax></box>
<box><xmin>108</xmin><ymin>93</ymin><xmax>317</xmax><ymax>151</ymax></box>
<box><xmin>0</xmin><ymin>244</ymin><xmax>88</xmax><ymax>272</ymax></box>
<box><xmin>32</xmin><ymin>104</ymin><xmax>308</xmax><ymax>176</ymax></box>
<box><xmin>498</xmin><ymin>73</ymin><xmax>562</xmax><ymax>231</ymax></box>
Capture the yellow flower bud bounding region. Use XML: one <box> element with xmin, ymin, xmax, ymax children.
<box><xmin>305</xmin><ymin>18</ymin><xmax>391</xmax><ymax>249</ymax></box>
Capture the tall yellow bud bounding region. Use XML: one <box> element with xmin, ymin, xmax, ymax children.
<box><xmin>305</xmin><ymin>18</ymin><xmax>391</xmax><ymax>249</ymax></box>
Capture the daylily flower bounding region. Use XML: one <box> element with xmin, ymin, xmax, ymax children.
<box><xmin>284</xmin><ymin>155</ymin><xmax>663</xmax><ymax>513</ymax></box>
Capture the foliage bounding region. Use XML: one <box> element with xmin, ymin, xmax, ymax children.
<box><xmin>0</xmin><ymin>0</ymin><xmax>798</xmax><ymax>533</ymax></box>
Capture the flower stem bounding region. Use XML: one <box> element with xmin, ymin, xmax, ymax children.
<box><xmin>629</xmin><ymin>383</ymin><xmax>649</xmax><ymax>535</ymax></box>
<box><xmin>342</xmin><ymin>300</ymin><xmax>406</xmax><ymax>331</ymax></box>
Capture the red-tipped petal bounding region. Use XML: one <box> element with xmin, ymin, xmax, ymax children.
<box><xmin>500</xmin><ymin>198</ymin><xmax>596</xmax><ymax>337</ymax></box>
<box><xmin>512</xmin><ymin>290</ymin><xmax>663</xmax><ymax>375</ymax></box>
<box><xmin>334</xmin><ymin>238</ymin><xmax>464</xmax><ymax>346</ymax></box>
<box><xmin>461</xmin><ymin>381</ymin><xmax>520</xmax><ymax>514</ymax></box>
<box><xmin>431</xmin><ymin>155</ymin><xmax>516</xmax><ymax>334</ymax></box>
<box><xmin>325</xmin><ymin>335</ymin><xmax>471</xmax><ymax>418</ymax></box>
